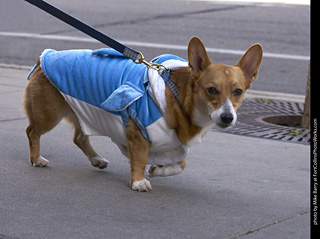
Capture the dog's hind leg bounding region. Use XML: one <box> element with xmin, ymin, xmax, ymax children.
<box><xmin>24</xmin><ymin>62</ymin><xmax>69</xmax><ymax>167</ymax></box>
<box><xmin>65</xmin><ymin>112</ymin><xmax>109</xmax><ymax>169</ymax></box>
<box><xmin>26</xmin><ymin>125</ymin><xmax>50</xmax><ymax>167</ymax></box>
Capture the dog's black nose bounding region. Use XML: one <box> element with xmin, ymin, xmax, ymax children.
<box><xmin>221</xmin><ymin>112</ymin><xmax>234</xmax><ymax>124</ymax></box>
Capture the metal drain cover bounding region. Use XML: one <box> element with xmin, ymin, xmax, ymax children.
<box><xmin>213</xmin><ymin>98</ymin><xmax>310</xmax><ymax>145</ymax></box>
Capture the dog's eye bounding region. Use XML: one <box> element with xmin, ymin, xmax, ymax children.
<box><xmin>233</xmin><ymin>89</ymin><xmax>243</xmax><ymax>96</ymax></box>
<box><xmin>207</xmin><ymin>87</ymin><xmax>217</xmax><ymax>94</ymax></box>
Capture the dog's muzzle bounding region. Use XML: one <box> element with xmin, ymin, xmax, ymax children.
<box><xmin>216</xmin><ymin>112</ymin><xmax>236</xmax><ymax>128</ymax></box>
<box><xmin>210</xmin><ymin>99</ymin><xmax>237</xmax><ymax>129</ymax></box>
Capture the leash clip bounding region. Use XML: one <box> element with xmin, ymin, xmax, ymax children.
<box><xmin>134</xmin><ymin>51</ymin><xmax>169</xmax><ymax>72</ymax></box>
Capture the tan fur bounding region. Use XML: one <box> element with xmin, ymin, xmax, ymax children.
<box><xmin>23</xmin><ymin>37</ymin><xmax>263</xmax><ymax>192</ymax></box>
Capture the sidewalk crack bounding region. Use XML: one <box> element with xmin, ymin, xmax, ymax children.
<box><xmin>0</xmin><ymin>117</ymin><xmax>27</xmax><ymax>123</ymax></box>
<box><xmin>233</xmin><ymin>210</ymin><xmax>309</xmax><ymax>238</ymax></box>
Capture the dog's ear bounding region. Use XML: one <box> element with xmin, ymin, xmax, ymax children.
<box><xmin>236</xmin><ymin>44</ymin><xmax>263</xmax><ymax>86</ymax></box>
<box><xmin>188</xmin><ymin>37</ymin><xmax>212</xmax><ymax>75</ymax></box>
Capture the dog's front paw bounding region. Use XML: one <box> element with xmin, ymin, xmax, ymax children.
<box><xmin>30</xmin><ymin>156</ymin><xmax>49</xmax><ymax>167</ymax></box>
<box><xmin>89</xmin><ymin>157</ymin><xmax>110</xmax><ymax>169</ymax></box>
<box><xmin>148</xmin><ymin>163</ymin><xmax>183</xmax><ymax>177</ymax></box>
<box><xmin>131</xmin><ymin>179</ymin><xmax>152</xmax><ymax>192</ymax></box>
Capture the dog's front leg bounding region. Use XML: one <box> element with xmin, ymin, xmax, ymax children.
<box><xmin>148</xmin><ymin>159</ymin><xmax>186</xmax><ymax>177</ymax></box>
<box><xmin>126</xmin><ymin>119</ymin><xmax>152</xmax><ymax>192</ymax></box>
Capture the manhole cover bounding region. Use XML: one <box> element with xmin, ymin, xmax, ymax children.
<box><xmin>213</xmin><ymin>98</ymin><xmax>310</xmax><ymax>145</ymax></box>
<box><xmin>262</xmin><ymin>115</ymin><xmax>302</xmax><ymax>127</ymax></box>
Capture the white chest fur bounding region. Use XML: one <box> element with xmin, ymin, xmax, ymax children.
<box><xmin>187</xmin><ymin>124</ymin><xmax>213</xmax><ymax>147</ymax></box>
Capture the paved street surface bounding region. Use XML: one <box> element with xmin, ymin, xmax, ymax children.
<box><xmin>0</xmin><ymin>0</ymin><xmax>310</xmax><ymax>94</ymax></box>
<box><xmin>0</xmin><ymin>0</ymin><xmax>310</xmax><ymax>238</ymax></box>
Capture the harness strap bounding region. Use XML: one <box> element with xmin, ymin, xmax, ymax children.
<box><xmin>161</xmin><ymin>70</ymin><xmax>180</xmax><ymax>104</ymax></box>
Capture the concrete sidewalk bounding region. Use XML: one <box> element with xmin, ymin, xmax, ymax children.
<box><xmin>0</xmin><ymin>66</ymin><xmax>310</xmax><ymax>239</ymax></box>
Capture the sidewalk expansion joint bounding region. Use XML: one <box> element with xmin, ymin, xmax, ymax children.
<box><xmin>233</xmin><ymin>210</ymin><xmax>309</xmax><ymax>238</ymax></box>
<box><xmin>0</xmin><ymin>117</ymin><xmax>27</xmax><ymax>123</ymax></box>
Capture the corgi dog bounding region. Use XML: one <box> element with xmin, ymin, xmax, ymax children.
<box><xmin>23</xmin><ymin>37</ymin><xmax>262</xmax><ymax>191</ymax></box>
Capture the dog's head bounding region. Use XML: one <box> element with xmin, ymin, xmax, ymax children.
<box><xmin>188</xmin><ymin>37</ymin><xmax>263</xmax><ymax>129</ymax></box>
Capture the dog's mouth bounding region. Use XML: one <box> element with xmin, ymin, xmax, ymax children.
<box><xmin>215</xmin><ymin>121</ymin><xmax>234</xmax><ymax>129</ymax></box>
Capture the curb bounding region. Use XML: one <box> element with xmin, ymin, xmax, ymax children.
<box><xmin>245</xmin><ymin>89</ymin><xmax>305</xmax><ymax>103</ymax></box>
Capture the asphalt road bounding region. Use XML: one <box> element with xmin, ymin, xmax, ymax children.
<box><xmin>0</xmin><ymin>0</ymin><xmax>310</xmax><ymax>94</ymax></box>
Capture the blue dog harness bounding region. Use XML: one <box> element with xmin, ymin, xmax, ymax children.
<box><xmin>29</xmin><ymin>48</ymin><xmax>190</xmax><ymax>165</ymax></box>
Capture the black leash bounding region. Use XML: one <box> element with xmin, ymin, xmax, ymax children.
<box><xmin>24</xmin><ymin>0</ymin><xmax>141</xmax><ymax>62</ymax></box>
